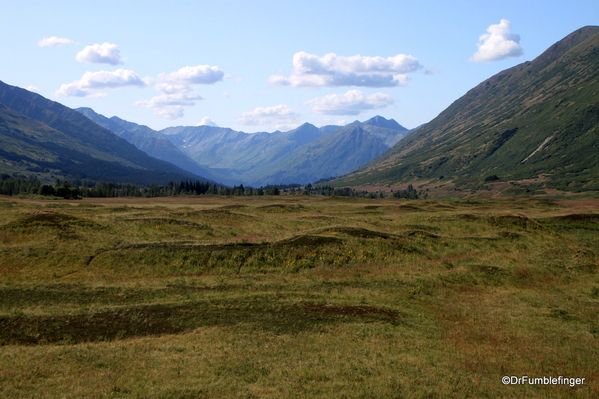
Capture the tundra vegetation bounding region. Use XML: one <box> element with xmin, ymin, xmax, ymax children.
<box><xmin>0</xmin><ymin>194</ymin><xmax>598</xmax><ymax>398</ymax></box>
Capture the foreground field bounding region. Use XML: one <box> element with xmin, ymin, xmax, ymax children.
<box><xmin>0</xmin><ymin>194</ymin><xmax>598</xmax><ymax>398</ymax></box>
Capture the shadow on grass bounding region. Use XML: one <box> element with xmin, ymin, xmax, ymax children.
<box><xmin>0</xmin><ymin>298</ymin><xmax>402</xmax><ymax>345</ymax></box>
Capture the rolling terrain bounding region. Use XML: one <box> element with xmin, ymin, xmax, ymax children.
<box><xmin>0</xmin><ymin>194</ymin><xmax>597</xmax><ymax>397</ymax></box>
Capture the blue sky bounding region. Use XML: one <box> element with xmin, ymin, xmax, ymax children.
<box><xmin>2</xmin><ymin>1</ymin><xmax>597</xmax><ymax>132</ymax></box>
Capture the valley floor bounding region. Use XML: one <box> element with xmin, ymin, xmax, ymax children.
<box><xmin>0</xmin><ymin>195</ymin><xmax>598</xmax><ymax>398</ymax></box>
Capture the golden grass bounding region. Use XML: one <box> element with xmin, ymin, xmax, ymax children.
<box><xmin>0</xmin><ymin>195</ymin><xmax>598</xmax><ymax>398</ymax></box>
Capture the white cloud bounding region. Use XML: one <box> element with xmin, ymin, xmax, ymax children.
<box><xmin>424</xmin><ymin>67</ymin><xmax>441</xmax><ymax>75</ymax></box>
<box><xmin>25</xmin><ymin>86</ymin><xmax>40</xmax><ymax>93</ymax></box>
<box><xmin>150</xmin><ymin>106</ymin><xmax>185</xmax><ymax>120</ymax></box>
<box><xmin>317</xmin><ymin>118</ymin><xmax>348</xmax><ymax>127</ymax></box>
<box><xmin>237</xmin><ymin>105</ymin><xmax>301</xmax><ymax>130</ymax></box>
<box><xmin>76</xmin><ymin>42</ymin><xmax>124</xmax><ymax>65</ymax></box>
<box><xmin>137</xmin><ymin>64</ymin><xmax>225</xmax><ymax>119</ymax></box>
<box><xmin>470</xmin><ymin>19</ymin><xmax>524</xmax><ymax>63</ymax></box>
<box><xmin>197</xmin><ymin>117</ymin><xmax>218</xmax><ymax>127</ymax></box>
<box><xmin>269</xmin><ymin>52</ymin><xmax>422</xmax><ymax>88</ymax></box>
<box><xmin>136</xmin><ymin>91</ymin><xmax>203</xmax><ymax>108</ymax></box>
<box><xmin>159</xmin><ymin>65</ymin><xmax>224</xmax><ymax>85</ymax></box>
<box><xmin>135</xmin><ymin>87</ymin><xmax>203</xmax><ymax>116</ymax></box>
<box><xmin>38</xmin><ymin>36</ymin><xmax>78</xmax><ymax>47</ymax></box>
<box><xmin>135</xmin><ymin>89</ymin><xmax>203</xmax><ymax>120</ymax></box>
<box><xmin>56</xmin><ymin>69</ymin><xmax>147</xmax><ymax>97</ymax></box>
<box><xmin>304</xmin><ymin>90</ymin><xmax>394</xmax><ymax>116</ymax></box>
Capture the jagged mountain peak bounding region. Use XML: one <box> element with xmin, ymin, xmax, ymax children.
<box><xmin>363</xmin><ymin>115</ymin><xmax>407</xmax><ymax>131</ymax></box>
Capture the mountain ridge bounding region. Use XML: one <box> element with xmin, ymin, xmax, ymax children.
<box><xmin>76</xmin><ymin>107</ymin><xmax>221</xmax><ymax>182</ymax></box>
<box><xmin>333</xmin><ymin>26</ymin><xmax>599</xmax><ymax>192</ymax></box>
<box><xmin>0</xmin><ymin>81</ymin><xmax>209</xmax><ymax>185</ymax></box>
<box><xmin>87</xmin><ymin>109</ymin><xmax>412</xmax><ymax>186</ymax></box>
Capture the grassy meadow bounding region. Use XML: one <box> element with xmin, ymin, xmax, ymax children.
<box><xmin>0</xmin><ymin>194</ymin><xmax>598</xmax><ymax>398</ymax></box>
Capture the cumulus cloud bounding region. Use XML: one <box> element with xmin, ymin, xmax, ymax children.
<box><xmin>136</xmin><ymin>90</ymin><xmax>203</xmax><ymax>107</ymax></box>
<box><xmin>135</xmin><ymin>88</ymin><xmax>204</xmax><ymax>119</ymax></box>
<box><xmin>137</xmin><ymin>64</ymin><xmax>225</xmax><ymax>119</ymax></box>
<box><xmin>76</xmin><ymin>42</ymin><xmax>124</xmax><ymax>65</ymax></box>
<box><xmin>197</xmin><ymin>117</ymin><xmax>218</xmax><ymax>127</ymax></box>
<box><xmin>56</xmin><ymin>69</ymin><xmax>147</xmax><ymax>97</ymax></box>
<box><xmin>38</xmin><ymin>36</ymin><xmax>78</xmax><ymax>47</ymax></box>
<box><xmin>146</xmin><ymin>105</ymin><xmax>185</xmax><ymax>120</ymax></box>
<box><xmin>470</xmin><ymin>19</ymin><xmax>524</xmax><ymax>63</ymax></box>
<box><xmin>304</xmin><ymin>90</ymin><xmax>394</xmax><ymax>116</ymax></box>
<box><xmin>269</xmin><ymin>52</ymin><xmax>422</xmax><ymax>88</ymax></box>
<box><xmin>237</xmin><ymin>105</ymin><xmax>301</xmax><ymax>130</ymax></box>
<box><xmin>158</xmin><ymin>65</ymin><xmax>224</xmax><ymax>85</ymax></box>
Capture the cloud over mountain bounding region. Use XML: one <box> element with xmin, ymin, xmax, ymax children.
<box><xmin>38</xmin><ymin>36</ymin><xmax>78</xmax><ymax>47</ymax></box>
<box><xmin>56</xmin><ymin>69</ymin><xmax>148</xmax><ymax>97</ymax></box>
<box><xmin>197</xmin><ymin>117</ymin><xmax>218</xmax><ymax>127</ymax></box>
<box><xmin>305</xmin><ymin>90</ymin><xmax>394</xmax><ymax>115</ymax></box>
<box><xmin>269</xmin><ymin>52</ymin><xmax>422</xmax><ymax>88</ymax></box>
<box><xmin>237</xmin><ymin>105</ymin><xmax>301</xmax><ymax>130</ymax></box>
<box><xmin>76</xmin><ymin>42</ymin><xmax>125</xmax><ymax>65</ymax></box>
<box><xmin>470</xmin><ymin>19</ymin><xmax>524</xmax><ymax>63</ymax></box>
<box><xmin>136</xmin><ymin>65</ymin><xmax>225</xmax><ymax>119</ymax></box>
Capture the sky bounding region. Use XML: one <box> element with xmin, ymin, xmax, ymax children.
<box><xmin>2</xmin><ymin>1</ymin><xmax>598</xmax><ymax>133</ymax></box>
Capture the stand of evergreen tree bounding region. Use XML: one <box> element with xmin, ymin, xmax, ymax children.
<box><xmin>0</xmin><ymin>175</ymin><xmax>424</xmax><ymax>199</ymax></box>
<box><xmin>0</xmin><ymin>175</ymin><xmax>41</xmax><ymax>196</ymax></box>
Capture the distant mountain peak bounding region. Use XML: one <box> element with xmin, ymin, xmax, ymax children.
<box><xmin>363</xmin><ymin>116</ymin><xmax>407</xmax><ymax>131</ymax></box>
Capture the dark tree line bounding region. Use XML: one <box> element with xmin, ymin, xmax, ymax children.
<box><xmin>0</xmin><ymin>176</ymin><xmax>287</xmax><ymax>199</ymax></box>
<box><xmin>0</xmin><ymin>175</ymin><xmax>424</xmax><ymax>199</ymax></box>
<box><xmin>310</xmin><ymin>184</ymin><xmax>423</xmax><ymax>199</ymax></box>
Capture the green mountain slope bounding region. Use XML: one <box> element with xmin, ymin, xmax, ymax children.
<box><xmin>161</xmin><ymin>123</ymin><xmax>325</xmax><ymax>173</ymax></box>
<box><xmin>0</xmin><ymin>81</ymin><xmax>206</xmax><ymax>185</ymax></box>
<box><xmin>243</xmin><ymin>122</ymin><xmax>412</xmax><ymax>185</ymax></box>
<box><xmin>334</xmin><ymin>26</ymin><xmax>599</xmax><ymax>192</ymax></box>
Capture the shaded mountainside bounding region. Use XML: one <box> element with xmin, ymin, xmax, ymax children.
<box><xmin>335</xmin><ymin>26</ymin><xmax>599</xmax><ymax>192</ymax></box>
<box><xmin>76</xmin><ymin>107</ymin><xmax>221</xmax><ymax>183</ymax></box>
<box><xmin>0</xmin><ymin>81</ymin><xmax>207</xmax><ymax>185</ymax></box>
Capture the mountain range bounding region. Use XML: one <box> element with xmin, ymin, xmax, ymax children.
<box><xmin>75</xmin><ymin>107</ymin><xmax>220</xmax><ymax>183</ymax></box>
<box><xmin>2</xmin><ymin>26</ymin><xmax>597</xmax><ymax>194</ymax></box>
<box><xmin>334</xmin><ymin>26</ymin><xmax>599</xmax><ymax>193</ymax></box>
<box><xmin>79</xmin><ymin>108</ymin><xmax>413</xmax><ymax>186</ymax></box>
<box><xmin>0</xmin><ymin>81</ymin><xmax>205</xmax><ymax>186</ymax></box>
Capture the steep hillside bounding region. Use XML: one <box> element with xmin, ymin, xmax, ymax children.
<box><xmin>334</xmin><ymin>26</ymin><xmax>599</xmax><ymax>192</ymax></box>
<box><xmin>0</xmin><ymin>81</ymin><xmax>206</xmax><ymax>185</ymax></box>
